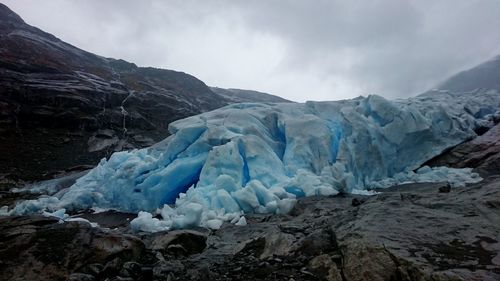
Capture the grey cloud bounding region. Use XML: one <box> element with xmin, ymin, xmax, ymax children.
<box><xmin>2</xmin><ymin>0</ymin><xmax>500</xmax><ymax>101</ymax></box>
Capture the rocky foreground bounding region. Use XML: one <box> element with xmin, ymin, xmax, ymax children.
<box><xmin>1</xmin><ymin>176</ymin><xmax>499</xmax><ymax>281</ymax></box>
<box><xmin>1</xmin><ymin>124</ymin><xmax>500</xmax><ymax>281</ymax></box>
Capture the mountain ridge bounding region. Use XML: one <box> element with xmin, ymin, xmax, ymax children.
<box><xmin>430</xmin><ymin>54</ymin><xmax>500</xmax><ymax>93</ymax></box>
<box><xmin>210</xmin><ymin>87</ymin><xmax>292</xmax><ymax>103</ymax></box>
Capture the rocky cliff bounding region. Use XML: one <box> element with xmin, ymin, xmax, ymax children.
<box><xmin>0</xmin><ymin>4</ymin><xmax>285</xmax><ymax>185</ymax></box>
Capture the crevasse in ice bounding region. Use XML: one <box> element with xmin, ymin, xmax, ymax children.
<box><xmin>8</xmin><ymin>90</ymin><xmax>500</xmax><ymax>231</ymax></box>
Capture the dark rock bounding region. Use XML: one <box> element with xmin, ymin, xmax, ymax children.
<box><xmin>79</xmin><ymin>263</ymin><xmax>103</xmax><ymax>276</ymax></box>
<box><xmin>0</xmin><ymin>215</ymin><xmax>144</xmax><ymax>281</ymax></box>
<box><xmin>260</xmin><ymin>231</ymin><xmax>297</xmax><ymax>259</ymax></box>
<box><xmin>186</xmin><ymin>266</ymin><xmax>214</xmax><ymax>280</ymax></box>
<box><xmin>101</xmin><ymin>257</ymin><xmax>123</xmax><ymax>278</ymax></box>
<box><xmin>165</xmin><ymin>244</ymin><xmax>188</xmax><ymax>257</ymax></box>
<box><xmin>235</xmin><ymin>236</ymin><xmax>267</xmax><ymax>258</ymax></box>
<box><xmin>152</xmin><ymin>261</ymin><xmax>184</xmax><ymax>280</ymax></box>
<box><xmin>439</xmin><ymin>183</ymin><xmax>451</xmax><ymax>193</ymax></box>
<box><xmin>341</xmin><ymin>243</ymin><xmax>397</xmax><ymax>281</ymax></box>
<box><xmin>148</xmin><ymin>229</ymin><xmax>207</xmax><ymax>257</ymax></box>
<box><xmin>351</xmin><ymin>197</ymin><xmax>365</xmax><ymax>206</ymax></box>
<box><xmin>75</xmin><ymin>210</ymin><xmax>137</xmax><ymax>229</ymax></box>
<box><xmin>119</xmin><ymin>261</ymin><xmax>142</xmax><ymax>279</ymax></box>
<box><xmin>140</xmin><ymin>267</ymin><xmax>154</xmax><ymax>280</ymax></box>
<box><xmin>295</xmin><ymin>228</ymin><xmax>336</xmax><ymax>256</ymax></box>
<box><xmin>307</xmin><ymin>254</ymin><xmax>342</xmax><ymax>281</ymax></box>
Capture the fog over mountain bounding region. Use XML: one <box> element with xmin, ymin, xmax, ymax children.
<box><xmin>3</xmin><ymin>0</ymin><xmax>500</xmax><ymax>102</ymax></box>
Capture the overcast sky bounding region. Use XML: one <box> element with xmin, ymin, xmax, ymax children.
<box><xmin>2</xmin><ymin>0</ymin><xmax>500</xmax><ymax>102</ymax></box>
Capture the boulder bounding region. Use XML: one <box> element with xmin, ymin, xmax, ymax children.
<box><xmin>0</xmin><ymin>216</ymin><xmax>144</xmax><ymax>281</ymax></box>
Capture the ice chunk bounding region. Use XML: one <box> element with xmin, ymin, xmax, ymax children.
<box><xmin>232</xmin><ymin>186</ymin><xmax>261</xmax><ymax>212</ymax></box>
<box><xmin>130</xmin><ymin>211</ymin><xmax>170</xmax><ymax>232</ymax></box>
<box><xmin>0</xmin><ymin>206</ymin><xmax>9</xmax><ymax>216</ymax></box>
<box><xmin>351</xmin><ymin>189</ymin><xmax>380</xmax><ymax>196</ymax></box>
<box><xmin>173</xmin><ymin>202</ymin><xmax>204</xmax><ymax>228</ymax></box>
<box><xmin>9</xmin><ymin>196</ymin><xmax>61</xmax><ymax>215</ymax></box>
<box><xmin>198</xmin><ymin>141</ymin><xmax>244</xmax><ymax>187</ymax></box>
<box><xmin>277</xmin><ymin>198</ymin><xmax>297</xmax><ymax>214</ymax></box>
<box><xmin>235</xmin><ymin>216</ymin><xmax>247</xmax><ymax>226</ymax></box>
<box><xmin>43</xmin><ymin>208</ymin><xmax>68</xmax><ymax>220</ymax></box>
<box><xmin>205</xmin><ymin>219</ymin><xmax>224</xmax><ymax>230</ymax></box>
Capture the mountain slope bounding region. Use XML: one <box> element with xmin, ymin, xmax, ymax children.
<box><xmin>0</xmin><ymin>4</ymin><xmax>284</xmax><ymax>184</ymax></box>
<box><xmin>210</xmin><ymin>87</ymin><xmax>292</xmax><ymax>103</ymax></box>
<box><xmin>434</xmin><ymin>55</ymin><xmax>500</xmax><ymax>93</ymax></box>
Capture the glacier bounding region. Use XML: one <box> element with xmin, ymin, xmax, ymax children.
<box><xmin>6</xmin><ymin>90</ymin><xmax>500</xmax><ymax>232</ymax></box>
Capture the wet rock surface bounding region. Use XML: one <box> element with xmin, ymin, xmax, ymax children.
<box><xmin>0</xmin><ymin>216</ymin><xmax>145</xmax><ymax>281</ymax></box>
<box><xmin>1</xmin><ymin>176</ymin><xmax>499</xmax><ymax>281</ymax></box>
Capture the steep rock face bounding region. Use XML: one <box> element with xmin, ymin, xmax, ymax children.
<box><xmin>434</xmin><ymin>55</ymin><xmax>500</xmax><ymax>93</ymax></box>
<box><xmin>0</xmin><ymin>3</ymin><xmax>229</xmax><ymax>184</ymax></box>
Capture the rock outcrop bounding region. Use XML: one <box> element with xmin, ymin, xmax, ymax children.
<box><xmin>0</xmin><ymin>216</ymin><xmax>145</xmax><ymax>281</ymax></box>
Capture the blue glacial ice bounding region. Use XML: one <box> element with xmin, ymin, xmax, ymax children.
<box><xmin>6</xmin><ymin>90</ymin><xmax>500</xmax><ymax>231</ymax></box>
